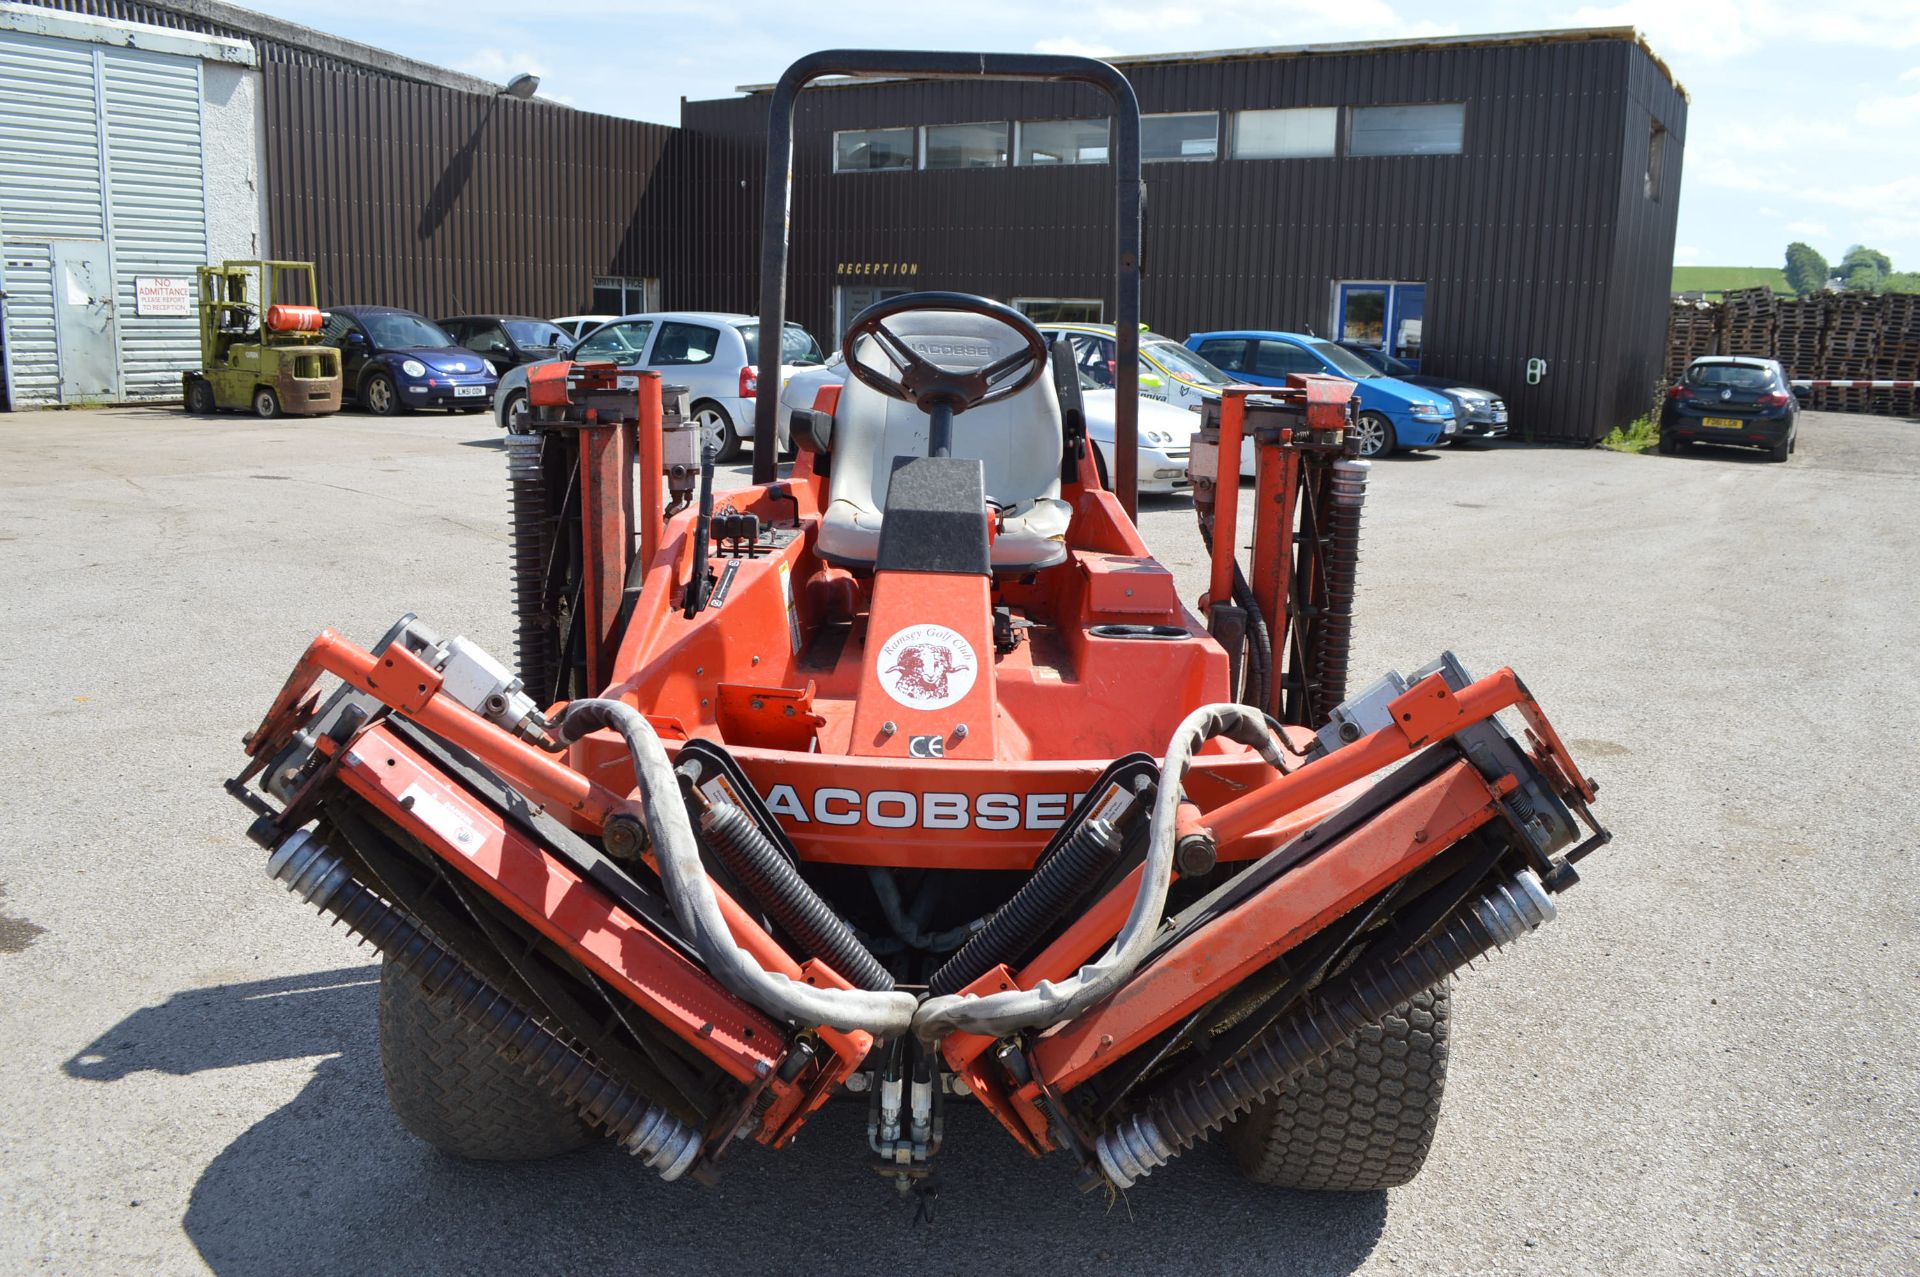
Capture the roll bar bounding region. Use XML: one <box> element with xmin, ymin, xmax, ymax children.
<box><xmin>752</xmin><ymin>50</ymin><xmax>1145</xmax><ymax>518</ymax></box>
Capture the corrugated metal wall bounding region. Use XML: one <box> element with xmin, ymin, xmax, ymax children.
<box><xmin>0</xmin><ymin>27</ymin><xmax>205</xmax><ymax>405</ymax></box>
<box><xmin>0</xmin><ymin>29</ymin><xmax>102</xmax><ymax>406</ymax></box>
<box><xmin>681</xmin><ymin>35</ymin><xmax>1689</xmax><ymax>443</ymax></box>
<box><xmin>262</xmin><ymin>63</ymin><xmax>677</xmax><ymax>319</ymax></box>
<box><xmin>101</xmin><ymin>45</ymin><xmax>206</xmax><ymax>398</ymax></box>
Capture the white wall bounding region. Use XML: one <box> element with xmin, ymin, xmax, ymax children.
<box><xmin>201</xmin><ymin>62</ymin><xmax>265</xmax><ymax>263</ymax></box>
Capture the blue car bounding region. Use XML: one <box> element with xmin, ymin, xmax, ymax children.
<box><xmin>320</xmin><ymin>306</ymin><xmax>499</xmax><ymax>416</ymax></box>
<box><xmin>1186</xmin><ymin>330</ymin><xmax>1457</xmax><ymax>457</ymax></box>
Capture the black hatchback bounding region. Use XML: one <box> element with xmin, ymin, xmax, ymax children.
<box><xmin>1660</xmin><ymin>357</ymin><xmax>1798</xmax><ymax>462</ymax></box>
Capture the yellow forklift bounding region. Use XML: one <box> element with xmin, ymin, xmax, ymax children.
<box><xmin>183</xmin><ymin>261</ymin><xmax>342</xmax><ymax>418</ymax></box>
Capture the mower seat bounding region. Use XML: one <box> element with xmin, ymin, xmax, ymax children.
<box><xmin>816</xmin><ymin>311</ymin><xmax>1071</xmax><ymax>573</ymax></box>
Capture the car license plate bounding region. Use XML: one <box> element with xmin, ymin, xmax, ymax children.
<box><xmin>454</xmin><ymin>385</ymin><xmax>487</xmax><ymax>398</ymax></box>
<box><xmin>1701</xmin><ymin>416</ymin><xmax>1740</xmax><ymax>429</ymax></box>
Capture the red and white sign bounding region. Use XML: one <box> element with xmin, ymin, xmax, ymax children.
<box><xmin>134</xmin><ymin>276</ymin><xmax>194</xmax><ymax>317</ymax></box>
<box><xmin>876</xmin><ymin>623</ymin><xmax>976</xmax><ymax>710</ymax></box>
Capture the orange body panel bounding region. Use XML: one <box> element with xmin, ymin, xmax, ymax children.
<box><xmin>1032</xmin><ymin>759</ymin><xmax>1508</xmax><ymax>1092</ymax></box>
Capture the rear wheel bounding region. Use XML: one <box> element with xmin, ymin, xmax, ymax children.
<box><xmin>185</xmin><ymin>377</ymin><xmax>216</xmax><ymax>415</ymax></box>
<box><xmin>1225</xmin><ymin>983</ymin><xmax>1451</xmax><ymax>1191</ymax></box>
<box><xmin>253</xmin><ymin>387</ymin><xmax>282</xmax><ymax>419</ymax></box>
<box><xmin>1767</xmin><ymin>435</ymin><xmax>1791</xmax><ymax>463</ymax></box>
<box><xmin>1352</xmin><ymin>412</ymin><xmax>1396</xmax><ymax>459</ymax></box>
<box><xmin>691</xmin><ymin>401</ymin><xmax>739</xmax><ymax>462</ymax></box>
<box><xmin>378</xmin><ymin>958</ymin><xmax>596</xmax><ymax>1161</ymax></box>
<box><xmin>1657</xmin><ymin>431</ymin><xmax>1678</xmax><ymax>455</ymax></box>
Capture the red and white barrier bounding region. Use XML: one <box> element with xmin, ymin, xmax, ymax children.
<box><xmin>1789</xmin><ymin>380</ymin><xmax>1920</xmax><ymax>389</ymax></box>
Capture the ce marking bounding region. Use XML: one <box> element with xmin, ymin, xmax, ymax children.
<box><xmin>907</xmin><ymin>734</ymin><xmax>946</xmax><ymax>758</ymax></box>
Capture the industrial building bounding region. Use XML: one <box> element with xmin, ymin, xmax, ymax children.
<box><xmin>0</xmin><ymin>3</ymin><xmax>1686</xmax><ymax>442</ymax></box>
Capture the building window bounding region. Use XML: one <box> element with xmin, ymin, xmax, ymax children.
<box><xmin>921</xmin><ymin>122</ymin><xmax>1009</xmax><ymax>170</ymax></box>
<box><xmin>835</xmin><ymin>127</ymin><xmax>915</xmax><ymax>172</ymax></box>
<box><xmin>1348</xmin><ymin>104</ymin><xmax>1466</xmax><ymax>156</ymax></box>
<box><xmin>1142</xmin><ymin>112</ymin><xmax>1218</xmax><ymax>162</ymax></box>
<box><xmin>1229</xmin><ymin>107</ymin><xmax>1338</xmax><ymax>159</ymax></box>
<box><xmin>1646</xmin><ymin>118</ymin><xmax>1666</xmax><ymax>200</ymax></box>
<box><xmin>1014</xmin><ymin>298</ymin><xmax>1103</xmax><ymax>323</ymax></box>
<box><xmin>1016</xmin><ymin>118</ymin><xmax>1109</xmax><ymax>166</ymax></box>
<box><xmin>591</xmin><ymin>276</ymin><xmax>658</xmax><ymax>314</ymax></box>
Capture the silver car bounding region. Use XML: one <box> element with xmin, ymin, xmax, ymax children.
<box><xmin>496</xmin><ymin>311</ymin><xmax>826</xmax><ymax>459</ymax></box>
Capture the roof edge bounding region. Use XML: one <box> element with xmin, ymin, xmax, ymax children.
<box><xmin>731</xmin><ymin>26</ymin><xmax>1687</xmax><ymax>103</ymax></box>
<box><xmin>152</xmin><ymin>0</ymin><xmax>507</xmax><ymax>95</ymax></box>
<box><xmin>0</xmin><ymin>1</ymin><xmax>254</xmax><ymax>65</ymax></box>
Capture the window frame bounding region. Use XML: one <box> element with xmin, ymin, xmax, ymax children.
<box><xmin>1193</xmin><ymin>338</ymin><xmax>1254</xmax><ymax>374</ymax></box>
<box><xmin>1346</xmin><ymin>102</ymin><xmax>1467</xmax><ymax>157</ymax></box>
<box><xmin>572</xmin><ymin>318</ymin><xmax>656</xmax><ymax>365</ymax></box>
<box><xmin>832</xmin><ymin>125</ymin><xmax>917</xmax><ymax>173</ymax></box>
<box><xmin>1228</xmin><ymin>106</ymin><xmax>1339</xmax><ymax>161</ymax></box>
<box><xmin>647</xmin><ymin>320</ymin><xmax>723</xmax><ymax>368</ymax></box>
<box><xmin>1252</xmin><ymin>339</ymin><xmax>1326</xmax><ymax>380</ymax></box>
<box><xmin>1014</xmin><ymin>117</ymin><xmax>1111</xmax><ymax>167</ymax></box>
<box><xmin>1141</xmin><ymin>111</ymin><xmax>1220</xmax><ymax>163</ymax></box>
<box><xmin>918</xmin><ymin>120</ymin><xmax>1011</xmax><ymax>171</ymax></box>
<box><xmin>1014</xmin><ymin>297</ymin><xmax>1104</xmax><ymax>324</ymax></box>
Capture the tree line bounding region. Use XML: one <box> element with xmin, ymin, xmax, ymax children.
<box><xmin>1783</xmin><ymin>243</ymin><xmax>1920</xmax><ymax>296</ymax></box>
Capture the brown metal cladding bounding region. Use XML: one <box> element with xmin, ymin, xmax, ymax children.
<box><xmin>261</xmin><ymin>63</ymin><xmax>677</xmax><ymax>318</ymax></box>
<box><xmin>681</xmin><ymin>33</ymin><xmax>1688</xmax><ymax>443</ymax></box>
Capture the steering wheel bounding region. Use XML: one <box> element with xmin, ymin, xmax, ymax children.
<box><xmin>843</xmin><ymin>292</ymin><xmax>1050</xmax><ymax>416</ymax></box>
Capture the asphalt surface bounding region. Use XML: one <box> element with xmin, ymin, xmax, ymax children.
<box><xmin>1</xmin><ymin>405</ymin><xmax>1916</xmax><ymax>1275</ymax></box>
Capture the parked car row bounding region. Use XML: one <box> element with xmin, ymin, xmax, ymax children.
<box><xmin>305</xmin><ymin>301</ymin><xmax>1517</xmax><ymax>470</ymax></box>
<box><xmin>1042</xmin><ymin>322</ymin><xmax>1510</xmax><ymax>459</ymax></box>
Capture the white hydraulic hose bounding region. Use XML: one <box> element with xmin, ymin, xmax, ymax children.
<box><xmin>557</xmin><ymin>699</ymin><xmax>919</xmax><ymax>1038</ymax></box>
<box><xmin>910</xmin><ymin>703</ymin><xmax>1288</xmax><ymax>1043</ymax></box>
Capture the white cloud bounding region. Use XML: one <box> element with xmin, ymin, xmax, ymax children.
<box><xmin>1785</xmin><ymin>220</ymin><xmax>1831</xmax><ymax>237</ymax></box>
<box><xmin>1035</xmin><ymin>37</ymin><xmax>1123</xmax><ymax>57</ymax></box>
<box><xmin>1674</xmin><ymin>244</ymin><xmax>1703</xmax><ymax>263</ymax></box>
<box><xmin>1858</xmin><ymin>89</ymin><xmax>1920</xmax><ymax>128</ymax></box>
<box><xmin>1567</xmin><ymin>0</ymin><xmax>1920</xmax><ymax>65</ymax></box>
<box><xmin>451</xmin><ymin>47</ymin><xmax>548</xmax><ymax>84</ymax></box>
<box><xmin>1903</xmin><ymin>65</ymin><xmax>1920</xmax><ymax>81</ymax></box>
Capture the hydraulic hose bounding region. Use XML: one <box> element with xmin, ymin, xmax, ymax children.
<box><xmin>927</xmin><ymin>817</ymin><xmax>1122</xmax><ymax>997</ymax></box>
<box><xmin>696</xmin><ymin>798</ymin><xmax>896</xmax><ymax>992</ymax></box>
<box><xmin>555</xmin><ymin>699</ymin><xmax>918</xmax><ymax>1037</ymax></box>
<box><xmin>911</xmin><ymin>704</ymin><xmax>1289</xmax><ymax>1043</ymax></box>
<box><xmin>1197</xmin><ymin>514</ymin><xmax>1271</xmax><ymax>710</ymax></box>
<box><xmin>1095</xmin><ymin>868</ymin><xmax>1555</xmax><ymax>1188</ymax></box>
<box><xmin>266</xmin><ymin>828</ymin><xmax>703</xmax><ymax>1179</ymax></box>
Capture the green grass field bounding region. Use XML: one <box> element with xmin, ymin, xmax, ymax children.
<box><xmin>1671</xmin><ymin>266</ymin><xmax>1791</xmax><ymax>297</ymax></box>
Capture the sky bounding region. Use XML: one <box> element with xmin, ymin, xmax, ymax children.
<box><xmin>244</xmin><ymin>0</ymin><xmax>1920</xmax><ymax>272</ymax></box>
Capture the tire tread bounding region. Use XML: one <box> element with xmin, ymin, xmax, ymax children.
<box><xmin>378</xmin><ymin>959</ymin><xmax>597</xmax><ymax>1161</ymax></box>
<box><xmin>1225</xmin><ymin>984</ymin><xmax>1451</xmax><ymax>1192</ymax></box>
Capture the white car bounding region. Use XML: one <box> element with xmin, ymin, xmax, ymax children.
<box><xmin>550</xmin><ymin>314</ymin><xmax>617</xmax><ymax>343</ymax></box>
<box><xmin>497</xmin><ymin>312</ymin><xmax>826</xmax><ymax>460</ymax></box>
<box><xmin>780</xmin><ymin>358</ymin><xmax>1203</xmax><ymax>496</ymax></box>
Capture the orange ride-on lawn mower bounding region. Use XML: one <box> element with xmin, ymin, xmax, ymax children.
<box><xmin>228</xmin><ymin>51</ymin><xmax>1608</xmax><ymax>1200</ymax></box>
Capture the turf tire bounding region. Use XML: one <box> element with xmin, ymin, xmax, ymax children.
<box><xmin>1225</xmin><ymin>983</ymin><xmax>1451</xmax><ymax>1191</ymax></box>
<box><xmin>377</xmin><ymin>958</ymin><xmax>596</xmax><ymax>1161</ymax></box>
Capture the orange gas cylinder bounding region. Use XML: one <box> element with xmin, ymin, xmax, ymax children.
<box><xmin>265</xmin><ymin>304</ymin><xmax>323</xmax><ymax>334</ymax></box>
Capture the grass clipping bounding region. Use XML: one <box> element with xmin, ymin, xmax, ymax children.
<box><xmin>1601</xmin><ymin>413</ymin><xmax>1661</xmax><ymax>454</ymax></box>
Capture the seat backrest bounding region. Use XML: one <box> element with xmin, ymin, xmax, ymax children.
<box><xmin>829</xmin><ymin>310</ymin><xmax>1063</xmax><ymax>519</ymax></box>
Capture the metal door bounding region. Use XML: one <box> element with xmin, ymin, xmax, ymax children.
<box><xmin>51</xmin><ymin>240</ymin><xmax>119</xmax><ymax>402</ymax></box>
<box><xmin>1336</xmin><ymin>282</ymin><xmax>1427</xmax><ymax>371</ymax></box>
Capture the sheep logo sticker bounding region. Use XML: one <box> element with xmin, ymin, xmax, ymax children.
<box><xmin>877</xmin><ymin>623</ymin><xmax>977</xmax><ymax>710</ymax></box>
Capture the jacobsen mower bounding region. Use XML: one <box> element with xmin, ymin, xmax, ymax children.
<box><xmin>228</xmin><ymin>51</ymin><xmax>1608</xmax><ymax>1200</ymax></box>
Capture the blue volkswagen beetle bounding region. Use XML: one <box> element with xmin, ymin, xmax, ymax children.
<box><xmin>1186</xmin><ymin>330</ymin><xmax>1456</xmax><ymax>457</ymax></box>
<box><xmin>320</xmin><ymin>306</ymin><xmax>499</xmax><ymax>416</ymax></box>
